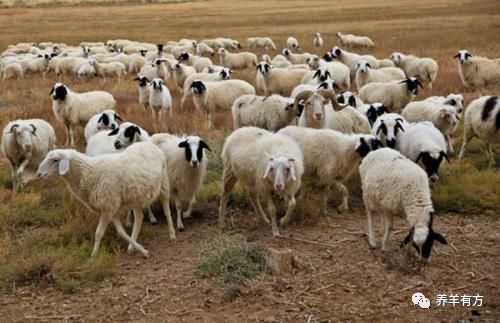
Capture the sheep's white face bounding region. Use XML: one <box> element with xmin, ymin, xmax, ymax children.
<box><xmin>455</xmin><ymin>50</ymin><xmax>472</xmax><ymax>64</ymax></box>
<box><xmin>8</xmin><ymin>123</ymin><xmax>36</xmax><ymax>152</ymax></box>
<box><xmin>281</xmin><ymin>48</ymin><xmax>290</xmax><ymax>56</ymax></box>
<box><xmin>356</xmin><ymin>60</ymin><xmax>371</xmax><ymax>74</ymax></box>
<box><xmin>150</xmin><ymin>78</ymin><xmax>164</xmax><ymax>91</ymax></box>
<box><xmin>389</xmin><ymin>52</ymin><xmax>402</xmax><ymax>65</ymax></box>
<box><xmin>313</xmin><ymin>67</ymin><xmax>331</xmax><ymax>82</ymax></box>
<box><xmin>257</xmin><ymin>62</ymin><xmax>271</xmax><ymax>75</ymax></box>
<box><xmin>178</xmin><ymin>136</ymin><xmax>211</xmax><ymax>168</ymax></box>
<box><xmin>262</xmin><ymin>157</ymin><xmax>297</xmax><ymax>192</ymax></box>
<box><xmin>108</xmin><ymin>122</ymin><xmax>144</xmax><ymax>150</ymax></box>
<box><xmin>96</xmin><ymin>110</ymin><xmax>121</xmax><ymax>132</ymax></box>
<box><xmin>374</xmin><ymin>117</ymin><xmax>406</xmax><ymax>148</ymax></box>
<box><xmin>220</xmin><ymin>67</ymin><xmax>232</xmax><ymax>80</ymax></box>
<box><xmin>37</xmin><ymin>149</ymin><xmax>73</xmax><ymax>178</ymax></box>
<box><xmin>307</xmin><ymin>55</ymin><xmax>319</xmax><ymax>69</ymax></box>
<box><xmin>337</xmin><ymin>91</ymin><xmax>357</xmax><ymax>107</ymax></box>
<box><xmin>305</xmin><ymin>95</ymin><xmax>327</xmax><ymax>122</ymax></box>
<box><xmin>438</xmin><ymin>107</ymin><xmax>459</xmax><ymax>127</ymax></box>
<box><xmin>218</xmin><ymin>48</ymin><xmax>227</xmax><ymax>56</ymax></box>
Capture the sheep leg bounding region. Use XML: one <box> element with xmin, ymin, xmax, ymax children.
<box><xmin>486</xmin><ymin>144</ymin><xmax>496</xmax><ymax>167</ymax></box>
<box><xmin>458</xmin><ymin>126</ymin><xmax>474</xmax><ymax>160</ymax></box>
<box><xmin>320</xmin><ymin>185</ymin><xmax>331</xmax><ymax>216</ymax></box>
<box><xmin>146</xmin><ymin>206</ymin><xmax>158</xmax><ymax>224</ymax></box>
<box><xmin>366</xmin><ymin>208</ymin><xmax>376</xmax><ymax>248</ymax></box>
<box><xmin>69</xmin><ymin>126</ymin><xmax>76</xmax><ymax>147</ymax></box>
<box><xmin>10</xmin><ymin>164</ymin><xmax>19</xmax><ymax>193</ymax></box>
<box><xmin>15</xmin><ymin>158</ymin><xmax>30</xmax><ymax>190</ymax></box>
<box><xmin>249</xmin><ymin>191</ymin><xmax>269</xmax><ymax>224</ymax></box>
<box><xmin>207</xmin><ymin>112</ymin><xmax>213</xmax><ymax>129</ymax></box>
<box><xmin>161</xmin><ymin>200</ymin><xmax>176</xmax><ymax>240</ymax></box>
<box><xmin>183</xmin><ymin>195</ymin><xmax>195</xmax><ymax>219</ymax></box>
<box><xmin>175</xmin><ymin>197</ymin><xmax>184</xmax><ymax>231</ymax></box>
<box><xmin>111</xmin><ymin>217</ymin><xmax>149</xmax><ymax>258</ymax></box>
<box><xmin>279</xmin><ymin>195</ymin><xmax>296</xmax><ymax>226</ymax></box>
<box><xmin>332</xmin><ymin>180</ymin><xmax>349</xmax><ymax>213</ymax></box>
<box><xmin>219</xmin><ymin>169</ymin><xmax>237</xmax><ymax>228</ymax></box>
<box><xmin>64</xmin><ymin>125</ymin><xmax>70</xmax><ymax>146</ymax></box>
<box><xmin>125</xmin><ymin>210</ymin><xmax>133</xmax><ymax>227</ymax></box>
<box><xmin>127</xmin><ymin>208</ymin><xmax>145</xmax><ymax>254</ymax></box>
<box><xmin>381</xmin><ymin>214</ymin><xmax>393</xmax><ymax>252</ymax></box>
<box><xmin>446</xmin><ymin>134</ymin><xmax>454</xmax><ymax>153</ymax></box>
<box><xmin>91</xmin><ymin>214</ymin><xmax>112</xmax><ymax>257</ymax></box>
<box><xmin>266</xmin><ymin>196</ymin><xmax>279</xmax><ymax>236</ymax></box>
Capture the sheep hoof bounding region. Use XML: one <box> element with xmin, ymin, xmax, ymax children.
<box><xmin>142</xmin><ymin>250</ymin><xmax>150</xmax><ymax>258</ymax></box>
<box><xmin>182</xmin><ymin>212</ymin><xmax>191</xmax><ymax>219</ymax></box>
<box><xmin>337</xmin><ymin>205</ymin><xmax>348</xmax><ymax>213</ymax></box>
<box><xmin>127</xmin><ymin>244</ymin><xmax>134</xmax><ymax>254</ymax></box>
<box><xmin>178</xmin><ymin>226</ymin><xmax>184</xmax><ymax>232</ymax></box>
<box><xmin>149</xmin><ymin>218</ymin><xmax>158</xmax><ymax>225</ymax></box>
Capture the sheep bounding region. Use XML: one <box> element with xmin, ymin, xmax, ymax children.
<box><xmin>358</xmin><ymin>77</ymin><xmax>423</xmax><ymax>113</ymax></box>
<box><xmin>201</xmin><ymin>65</ymin><xmax>226</xmax><ymax>73</ymax></box>
<box><xmin>189</xmin><ymin>80</ymin><xmax>255</xmax><ymax>128</ymax></box>
<box><xmin>256</xmin><ymin>62</ymin><xmax>309</xmax><ymax>96</ymax></box>
<box><xmin>128</xmin><ymin>50</ymin><xmax>148</xmax><ymax>73</ymax></box>
<box><xmin>359</xmin><ymin>147</ymin><xmax>447</xmax><ymax>259</ymax></box>
<box><xmin>231</xmin><ymin>94</ymin><xmax>302</xmax><ymax>131</ymax></box>
<box><xmin>201</xmin><ymin>39</ymin><xmax>224</xmax><ymax>50</ymax></box>
<box><xmin>51</xmin><ymin>83</ymin><xmax>116</xmax><ymax>146</ymax></box>
<box><xmin>138</xmin><ymin>58</ymin><xmax>169</xmax><ymax>81</ymax></box>
<box><xmin>454</xmin><ymin>50</ymin><xmax>500</xmax><ymax>91</ymax></box>
<box><xmin>278</xmin><ymin>126</ymin><xmax>380</xmax><ymax>214</ymax></box>
<box><xmin>247</xmin><ymin>37</ymin><xmax>277</xmax><ymax>51</ymax></box>
<box><xmin>1</xmin><ymin>119</ymin><xmax>56</xmax><ymax>192</ymax></box>
<box><xmin>291</xmin><ymin>80</ymin><xmax>340</xmax><ymax>99</ymax></box>
<box><xmin>357</xmin><ymin>103</ymin><xmax>389</xmax><ymax>126</ymax></box>
<box><xmin>134</xmin><ymin>75</ymin><xmax>150</xmax><ymax>109</ymax></box>
<box><xmin>336</xmin><ymin>91</ymin><xmax>364</xmax><ymax>108</ymax></box>
<box><xmin>149</xmin><ymin>78</ymin><xmax>172</xmax><ymax>118</ymax></box>
<box><xmin>21</xmin><ymin>54</ymin><xmax>52</xmax><ymax>76</ymax></box>
<box><xmin>459</xmin><ymin>96</ymin><xmax>500</xmax><ymax>166</ymax></box>
<box><xmin>371</xmin><ymin>113</ymin><xmax>408</xmax><ymax>148</ymax></box>
<box><xmin>281</xmin><ymin>49</ymin><xmax>311</xmax><ymax>65</ymax></box>
<box><xmin>76</xmin><ymin>60</ymin><xmax>95</xmax><ymax>81</ymax></box>
<box><xmin>300</xmin><ymin>66</ymin><xmax>333</xmax><ymax>85</ymax></box>
<box><xmin>336</xmin><ymin>32</ymin><xmax>374</xmax><ymax>48</ymax></box>
<box><xmin>85</xmin><ymin>122</ymin><xmax>150</xmax><ymax>156</ymax></box>
<box><xmin>150</xmin><ymin>134</ymin><xmax>210</xmax><ymax>231</ymax></box>
<box><xmin>389</xmin><ymin>52</ymin><xmax>439</xmax><ymax>88</ymax></box>
<box><xmin>37</xmin><ymin>142</ymin><xmax>176</xmax><ymax>257</ymax></box>
<box><xmin>329</xmin><ymin>47</ymin><xmax>379</xmax><ymax>73</ymax></box>
<box><xmin>169</xmin><ymin>43</ymin><xmax>197</xmax><ymax>59</ymax></box>
<box><xmin>219</xmin><ymin>127</ymin><xmax>304</xmax><ymax>236</ymax></box>
<box><xmin>261</xmin><ymin>54</ymin><xmax>292</xmax><ymax>68</ymax></box>
<box><xmin>181</xmin><ymin>67</ymin><xmax>232</xmax><ymax>107</ymax></box>
<box><xmin>89</xmin><ymin>58</ymin><xmax>127</xmax><ymax>81</ymax></box>
<box><xmin>286</xmin><ymin>37</ymin><xmax>300</xmax><ymax>51</ymax></box>
<box><xmin>218</xmin><ymin>48</ymin><xmax>258</xmax><ymax>70</ymax></box>
<box><xmin>84</xmin><ymin>110</ymin><xmax>122</xmax><ymax>142</ymax></box>
<box><xmin>215</xmin><ymin>38</ymin><xmax>241</xmax><ymax>50</ymax></box>
<box><xmin>2</xmin><ymin>62</ymin><xmax>23</xmax><ymax>80</ymax></box>
<box><xmin>55</xmin><ymin>56</ymin><xmax>87</xmax><ymax>76</ymax></box>
<box><xmin>402</xmin><ymin>100</ymin><xmax>460</xmax><ymax>153</ymax></box>
<box><xmin>313</xmin><ymin>32</ymin><xmax>323</xmax><ymax>48</ymax></box>
<box><xmin>195</xmin><ymin>42</ymin><xmax>215</xmax><ymax>57</ymax></box>
<box><xmin>355</xmin><ymin>60</ymin><xmax>406</xmax><ymax>90</ymax></box>
<box><xmin>307</xmin><ymin>56</ymin><xmax>351</xmax><ymax>90</ymax></box>
<box><xmin>177</xmin><ymin>52</ymin><xmax>213</xmax><ymax>72</ymax></box>
<box><xmin>396</xmin><ymin>122</ymin><xmax>449</xmax><ymax>182</ymax></box>
<box><xmin>171</xmin><ymin>61</ymin><xmax>196</xmax><ymax>94</ymax></box>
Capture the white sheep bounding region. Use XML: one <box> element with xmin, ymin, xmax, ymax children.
<box><xmin>371</xmin><ymin>113</ymin><xmax>408</xmax><ymax>148</ymax></box>
<box><xmin>355</xmin><ymin>60</ymin><xmax>406</xmax><ymax>91</ymax></box>
<box><xmin>189</xmin><ymin>80</ymin><xmax>255</xmax><ymax>128</ymax></box>
<box><xmin>459</xmin><ymin>96</ymin><xmax>499</xmax><ymax>166</ymax></box>
<box><xmin>336</xmin><ymin>91</ymin><xmax>364</xmax><ymax>108</ymax></box>
<box><xmin>281</xmin><ymin>49</ymin><xmax>311</xmax><ymax>65</ymax></box>
<box><xmin>336</xmin><ymin>32</ymin><xmax>374</xmax><ymax>48</ymax></box>
<box><xmin>150</xmin><ymin>134</ymin><xmax>210</xmax><ymax>231</ymax></box>
<box><xmin>148</xmin><ymin>78</ymin><xmax>172</xmax><ymax>118</ymax></box>
<box><xmin>89</xmin><ymin>58</ymin><xmax>127</xmax><ymax>82</ymax></box>
<box><xmin>278</xmin><ymin>126</ymin><xmax>380</xmax><ymax>214</ymax></box>
<box><xmin>219</xmin><ymin>127</ymin><xmax>304</xmax><ymax>236</ymax></box>
<box><xmin>201</xmin><ymin>39</ymin><xmax>224</xmax><ymax>50</ymax></box>
<box><xmin>218</xmin><ymin>48</ymin><xmax>258</xmax><ymax>70</ymax></box>
<box><xmin>180</xmin><ymin>67</ymin><xmax>232</xmax><ymax>107</ymax></box>
<box><xmin>76</xmin><ymin>60</ymin><xmax>95</xmax><ymax>81</ymax></box>
<box><xmin>256</xmin><ymin>62</ymin><xmax>308</xmax><ymax>96</ymax></box>
<box><xmin>454</xmin><ymin>50</ymin><xmax>500</xmax><ymax>91</ymax></box>
<box><xmin>390</xmin><ymin>52</ymin><xmax>439</xmax><ymax>88</ymax></box>
<box><xmin>134</xmin><ymin>75</ymin><xmax>150</xmax><ymax>109</ymax></box>
<box><xmin>396</xmin><ymin>122</ymin><xmax>449</xmax><ymax>182</ymax></box>
<box><xmin>424</xmin><ymin>93</ymin><xmax>465</xmax><ymax>119</ymax></box>
<box><xmin>37</xmin><ymin>142</ymin><xmax>176</xmax><ymax>257</ymax></box>
<box><xmin>215</xmin><ymin>38</ymin><xmax>241</xmax><ymax>50</ymax></box>
<box><xmin>195</xmin><ymin>42</ymin><xmax>215</xmax><ymax>57</ymax></box>
<box><xmin>84</xmin><ymin>110</ymin><xmax>122</xmax><ymax>142</ymax></box>
<box><xmin>358</xmin><ymin>77</ymin><xmax>423</xmax><ymax>113</ymax></box>
<box><xmin>1</xmin><ymin>119</ymin><xmax>56</xmax><ymax>192</ymax></box>
<box><xmin>261</xmin><ymin>54</ymin><xmax>292</xmax><ymax>68</ymax></box>
<box><xmin>85</xmin><ymin>122</ymin><xmax>150</xmax><ymax>157</ymax></box>
<box><xmin>313</xmin><ymin>32</ymin><xmax>323</xmax><ymax>48</ymax></box>
<box><xmin>231</xmin><ymin>94</ymin><xmax>302</xmax><ymax>131</ymax></box>
<box><xmin>177</xmin><ymin>52</ymin><xmax>213</xmax><ymax>72</ymax></box>
<box><xmin>329</xmin><ymin>47</ymin><xmax>378</xmax><ymax>73</ymax></box>
<box><xmin>286</xmin><ymin>37</ymin><xmax>300</xmax><ymax>51</ymax></box>
<box><xmin>128</xmin><ymin>49</ymin><xmax>148</xmax><ymax>73</ymax></box>
<box><xmin>171</xmin><ymin>61</ymin><xmax>196</xmax><ymax>94</ymax></box>
<box><xmin>291</xmin><ymin>80</ymin><xmax>340</xmax><ymax>99</ymax></box>
<box><xmin>51</xmin><ymin>83</ymin><xmax>116</xmax><ymax>146</ymax></box>
<box><xmin>138</xmin><ymin>58</ymin><xmax>169</xmax><ymax>81</ymax></box>
<box><xmin>307</xmin><ymin>57</ymin><xmax>351</xmax><ymax>91</ymax></box>
<box><xmin>2</xmin><ymin>62</ymin><xmax>23</xmax><ymax>80</ymax></box>
<box><xmin>247</xmin><ymin>37</ymin><xmax>277</xmax><ymax>51</ymax></box>
<box><xmin>359</xmin><ymin>147</ymin><xmax>447</xmax><ymax>259</ymax></box>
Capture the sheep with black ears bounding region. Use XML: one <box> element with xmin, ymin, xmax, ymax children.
<box><xmin>313</xmin><ymin>32</ymin><xmax>323</xmax><ymax>48</ymax></box>
<box><xmin>89</xmin><ymin>58</ymin><xmax>127</xmax><ymax>82</ymax></box>
<box><xmin>256</xmin><ymin>61</ymin><xmax>309</xmax><ymax>96</ymax></box>
<box><xmin>396</xmin><ymin>122</ymin><xmax>449</xmax><ymax>182</ymax></box>
<box><xmin>189</xmin><ymin>79</ymin><xmax>255</xmax><ymax>128</ymax></box>
<box><xmin>358</xmin><ymin>77</ymin><xmax>422</xmax><ymax>113</ymax></box>
<box><xmin>454</xmin><ymin>50</ymin><xmax>500</xmax><ymax>91</ymax></box>
<box><xmin>371</xmin><ymin>113</ymin><xmax>408</xmax><ymax>148</ymax></box>
<box><xmin>336</xmin><ymin>91</ymin><xmax>364</xmax><ymax>108</ymax></box>
<box><xmin>85</xmin><ymin>122</ymin><xmax>150</xmax><ymax>156</ymax></box>
<box><xmin>390</xmin><ymin>52</ymin><xmax>439</xmax><ymax>89</ymax></box>
<box><xmin>355</xmin><ymin>60</ymin><xmax>406</xmax><ymax>91</ymax></box>
<box><xmin>281</xmin><ymin>48</ymin><xmax>311</xmax><ymax>65</ymax></box>
<box><xmin>51</xmin><ymin>83</ymin><xmax>115</xmax><ymax>146</ymax></box>
<box><xmin>150</xmin><ymin>134</ymin><xmax>210</xmax><ymax>231</ymax></box>
<box><xmin>336</xmin><ymin>32</ymin><xmax>374</xmax><ymax>48</ymax></box>
<box><xmin>360</xmin><ymin>147</ymin><xmax>447</xmax><ymax>260</ymax></box>
<box><xmin>134</xmin><ymin>75</ymin><xmax>150</xmax><ymax>109</ymax></box>
<box><xmin>261</xmin><ymin>54</ymin><xmax>292</xmax><ymax>68</ymax></box>
<box><xmin>219</xmin><ymin>127</ymin><xmax>304</xmax><ymax>236</ymax></box>
<box><xmin>128</xmin><ymin>49</ymin><xmax>148</xmax><ymax>73</ymax></box>
<box><xmin>247</xmin><ymin>37</ymin><xmax>277</xmax><ymax>51</ymax></box>
<box><xmin>84</xmin><ymin>110</ymin><xmax>122</xmax><ymax>142</ymax></box>
<box><xmin>149</xmin><ymin>78</ymin><xmax>172</xmax><ymax>118</ymax></box>
<box><xmin>459</xmin><ymin>96</ymin><xmax>500</xmax><ymax>166</ymax></box>
<box><xmin>180</xmin><ymin>67</ymin><xmax>232</xmax><ymax>107</ymax></box>
<box><xmin>1</xmin><ymin>119</ymin><xmax>56</xmax><ymax>192</ymax></box>
<box><xmin>307</xmin><ymin>55</ymin><xmax>351</xmax><ymax>91</ymax></box>
<box><xmin>171</xmin><ymin>61</ymin><xmax>196</xmax><ymax>95</ymax></box>
<box><xmin>291</xmin><ymin>80</ymin><xmax>340</xmax><ymax>99</ymax></box>
<box><xmin>357</xmin><ymin>103</ymin><xmax>389</xmax><ymax>126</ymax></box>
<box><xmin>218</xmin><ymin>48</ymin><xmax>258</xmax><ymax>70</ymax></box>
<box><xmin>139</xmin><ymin>58</ymin><xmax>169</xmax><ymax>81</ymax></box>
<box><xmin>37</xmin><ymin>142</ymin><xmax>176</xmax><ymax>257</ymax></box>
<box><xmin>278</xmin><ymin>126</ymin><xmax>380</xmax><ymax>214</ymax></box>
<box><xmin>177</xmin><ymin>52</ymin><xmax>213</xmax><ymax>72</ymax></box>
<box><xmin>329</xmin><ymin>47</ymin><xmax>379</xmax><ymax>73</ymax></box>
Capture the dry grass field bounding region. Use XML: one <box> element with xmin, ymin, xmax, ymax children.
<box><xmin>0</xmin><ymin>0</ymin><xmax>499</xmax><ymax>321</ymax></box>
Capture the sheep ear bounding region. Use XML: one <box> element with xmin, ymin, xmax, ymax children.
<box><xmin>313</xmin><ymin>69</ymin><xmax>320</xmax><ymax>79</ymax></box>
<box><xmin>178</xmin><ymin>140</ymin><xmax>188</xmax><ymax>148</ymax></box>
<box><xmin>200</xmin><ymin>140</ymin><xmax>212</xmax><ymax>151</ymax></box>
<box><xmin>415</xmin><ymin>152</ymin><xmax>424</xmax><ymax>164</ymax></box>
<box><xmin>58</xmin><ymin>159</ymin><xmax>70</xmax><ymax>175</ymax></box>
<box><xmin>115</xmin><ymin>113</ymin><xmax>122</xmax><ymax>122</ymax></box>
<box><xmin>432</xmin><ymin>231</ymin><xmax>447</xmax><ymax>245</ymax></box>
<box><xmin>440</xmin><ymin>151</ymin><xmax>451</xmax><ymax>164</ymax></box>
<box><xmin>108</xmin><ymin>128</ymin><xmax>119</xmax><ymax>136</ymax></box>
<box><xmin>134</xmin><ymin>77</ymin><xmax>140</xmax><ymax>81</ymax></box>
<box><xmin>49</xmin><ymin>87</ymin><xmax>54</xmax><ymax>95</ymax></box>
<box><xmin>453</xmin><ymin>53</ymin><xmax>460</xmax><ymax>58</ymax></box>
<box><xmin>262</xmin><ymin>163</ymin><xmax>272</xmax><ymax>179</ymax></box>
<box><xmin>30</xmin><ymin>124</ymin><xmax>37</xmax><ymax>136</ymax></box>
<box><xmin>400</xmin><ymin>229</ymin><xmax>413</xmax><ymax>248</ymax></box>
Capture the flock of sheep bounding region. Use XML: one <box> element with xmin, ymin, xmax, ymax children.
<box><xmin>0</xmin><ymin>31</ymin><xmax>499</xmax><ymax>262</ymax></box>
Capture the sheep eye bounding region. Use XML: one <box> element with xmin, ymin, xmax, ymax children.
<box><xmin>286</xmin><ymin>167</ymin><xmax>291</xmax><ymax>172</ymax></box>
<box><xmin>53</xmin><ymin>159</ymin><xmax>60</xmax><ymax>163</ymax></box>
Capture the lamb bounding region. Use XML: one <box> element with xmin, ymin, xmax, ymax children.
<box><xmin>149</xmin><ymin>78</ymin><xmax>172</xmax><ymax>118</ymax></box>
<box><xmin>51</xmin><ymin>83</ymin><xmax>116</xmax><ymax>146</ymax></box>
<box><xmin>371</xmin><ymin>113</ymin><xmax>408</xmax><ymax>148</ymax></box>
<box><xmin>336</xmin><ymin>91</ymin><xmax>364</xmax><ymax>108</ymax></box>
<box><xmin>85</xmin><ymin>122</ymin><xmax>150</xmax><ymax>156</ymax></box>
<box><xmin>1</xmin><ymin>119</ymin><xmax>56</xmax><ymax>192</ymax></box>
<box><xmin>286</xmin><ymin>37</ymin><xmax>300</xmax><ymax>51</ymax></box>
<box><xmin>138</xmin><ymin>58</ymin><xmax>169</xmax><ymax>81</ymax></box>
<box><xmin>336</xmin><ymin>32</ymin><xmax>374</xmax><ymax>48</ymax></box>
<box><xmin>218</xmin><ymin>48</ymin><xmax>258</xmax><ymax>70</ymax></box>
<box><xmin>355</xmin><ymin>60</ymin><xmax>406</xmax><ymax>91</ymax></box>
<box><xmin>89</xmin><ymin>58</ymin><xmax>126</xmax><ymax>81</ymax></box>
<box><xmin>37</xmin><ymin>142</ymin><xmax>176</xmax><ymax>257</ymax></box>
<box><xmin>358</xmin><ymin>77</ymin><xmax>422</xmax><ymax>113</ymax></box>
<box><xmin>189</xmin><ymin>80</ymin><xmax>255</xmax><ymax>128</ymax></box>
<box><xmin>231</xmin><ymin>94</ymin><xmax>302</xmax><ymax>131</ymax></box>
<box><xmin>281</xmin><ymin>49</ymin><xmax>311</xmax><ymax>65</ymax></box>
<box><xmin>313</xmin><ymin>32</ymin><xmax>323</xmax><ymax>48</ymax></box>
<box><xmin>357</xmin><ymin>103</ymin><xmax>389</xmax><ymax>126</ymax></box>
<box><xmin>150</xmin><ymin>134</ymin><xmax>210</xmax><ymax>231</ymax></box>
<box><xmin>134</xmin><ymin>75</ymin><xmax>150</xmax><ymax>109</ymax></box>
<box><xmin>84</xmin><ymin>110</ymin><xmax>122</xmax><ymax>142</ymax></box>
<box><xmin>459</xmin><ymin>96</ymin><xmax>499</xmax><ymax>166</ymax></box>
<box><xmin>219</xmin><ymin>127</ymin><xmax>304</xmax><ymax>236</ymax></box>
<box><xmin>181</xmin><ymin>67</ymin><xmax>232</xmax><ymax>107</ymax></box>
<box><xmin>359</xmin><ymin>148</ymin><xmax>447</xmax><ymax>259</ymax></box>
<box><xmin>454</xmin><ymin>50</ymin><xmax>500</xmax><ymax>91</ymax></box>
<box><xmin>256</xmin><ymin>62</ymin><xmax>309</xmax><ymax>96</ymax></box>
<box><xmin>396</xmin><ymin>122</ymin><xmax>449</xmax><ymax>182</ymax></box>
<box><xmin>247</xmin><ymin>37</ymin><xmax>277</xmax><ymax>51</ymax></box>
<box><xmin>278</xmin><ymin>126</ymin><xmax>380</xmax><ymax>214</ymax></box>
<box><xmin>2</xmin><ymin>62</ymin><xmax>23</xmax><ymax>80</ymax></box>
<box><xmin>177</xmin><ymin>52</ymin><xmax>213</xmax><ymax>72</ymax></box>
<box><xmin>196</xmin><ymin>42</ymin><xmax>215</xmax><ymax>57</ymax></box>
<box><xmin>171</xmin><ymin>62</ymin><xmax>196</xmax><ymax>94</ymax></box>
<box><xmin>390</xmin><ymin>52</ymin><xmax>439</xmax><ymax>88</ymax></box>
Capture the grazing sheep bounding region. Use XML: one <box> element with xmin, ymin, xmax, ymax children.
<box><xmin>76</xmin><ymin>60</ymin><xmax>95</xmax><ymax>81</ymax></box>
<box><xmin>219</xmin><ymin>127</ymin><xmax>304</xmax><ymax>236</ymax></box>
<box><xmin>232</xmin><ymin>94</ymin><xmax>302</xmax><ymax>131</ymax></box>
<box><xmin>247</xmin><ymin>37</ymin><xmax>277</xmax><ymax>51</ymax></box>
<box><xmin>2</xmin><ymin>62</ymin><xmax>23</xmax><ymax>80</ymax></box>
<box><xmin>396</xmin><ymin>122</ymin><xmax>449</xmax><ymax>182</ymax></box>
<box><xmin>51</xmin><ymin>83</ymin><xmax>115</xmax><ymax>146</ymax></box>
<box><xmin>55</xmin><ymin>56</ymin><xmax>87</xmax><ymax>76</ymax></box>
<box><xmin>134</xmin><ymin>75</ymin><xmax>150</xmax><ymax>109</ymax></box>
<box><xmin>459</xmin><ymin>96</ymin><xmax>499</xmax><ymax>166</ymax></box>
<box><xmin>22</xmin><ymin>54</ymin><xmax>52</xmax><ymax>75</ymax></box>
<box><xmin>313</xmin><ymin>32</ymin><xmax>324</xmax><ymax>48</ymax></box>
<box><xmin>286</xmin><ymin>37</ymin><xmax>300</xmax><ymax>51</ymax></box>
<box><xmin>178</xmin><ymin>52</ymin><xmax>213</xmax><ymax>72</ymax></box>
<box><xmin>150</xmin><ymin>134</ymin><xmax>210</xmax><ymax>231</ymax></box>
<box><xmin>189</xmin><ymin>80</ymin><xmax>255</xmax><ymax>128</ymax></box>
<box><xmin>278</xmin><ymin>126</ymin><xmax>380</xmax><ymax>214</ymax></box>
<box><xmin>390</xmin><ymin>52</ymin><xmax>439</xmax><ymax>88</ymax></box>
<box><xmin>37</xmin><ymin>142</ymin><xmax>176</xmax><ymax>257</ymax></box>
<box><xmin>84</xmin><ymin>110</ymin><xmax>122</xmax><ymax>142</ymax></box>
<box><xmin>218</xmin><ymin>48</ymin><xmax>258</xmax><ymax>69</ymax></box>
<box><xmin>201</xmin><ymin>39</ymin><xmax>224</xmax><ymax>50</ymax></box>
<box><xmin>355</xmin><ymin>60</ymin><xmax>406</xmax><ymax>91</ymax></box>
<box><xmin>1</xmin><ymin>119</ymin><xmax>56</xmax><ymax>192</ymax></box>
<box><xmin>357</xmin><ymin>103</ymin><xmax>389</xmax><ymax>126</ymax></box>
<box><xmin>89</xmin><ymin>58</ymin><xmax>127</xmax><ymax>81</ymax></box>
<box><xmin>281</xmin><ymin>48</ymin><xmax>311</xmax><ymax>65</ymax></box>
<box><xmin>256</xmin><ymin>62</ymin><xmax>308</xmax><ymax>96</ymax></box>
<box><xmin>358</xmin><ymin>77</ymin><xmax>422</xmax><ymax>113</ymax></box>
<box><xmin>424</xmin><ymin>94</ymin><xmax>464</xmax><ymax>119</ymax></box>
<box><xmin>454</xmin><ymin>50</ymin><xmax>500</xmax><ymax>91</ymax></box>
<box><xmin>371</xmin><ymin>113</ymin><xmax>408</xmax><ymax>148</ymax></box>
<box><xmin>360</xmin><ymin>148</ymin><xmax>447</xmax><ymax>259</ymax></box>
<box><xmin>336</xmin><ymin>32</ymin><xmax>374</xmax><ymax>48</ymax></box>
<box><xmin>181</xmin><ymin>67</ymin><xmax>232</xmax><ymax>107</ymax></box>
